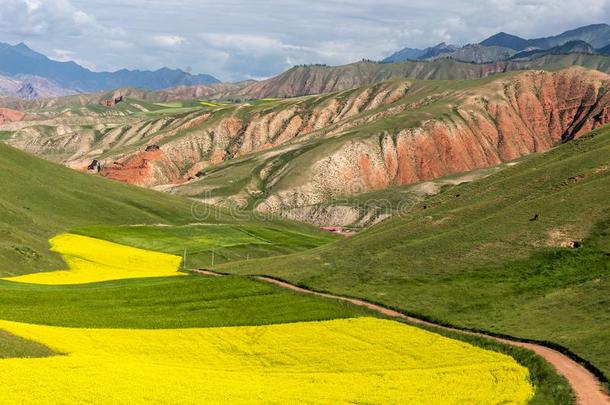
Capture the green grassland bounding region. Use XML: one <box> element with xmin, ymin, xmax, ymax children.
<box><xmin>73</xmin><ymin>223</ymin><xmax>337</xmax><ymax>268</ymax></box>
<box><xmin>0</xmin><ymin>276</ymin><xmax>369</xmax><ymax>329</ymax></box>
<box><xmin>218</xmin><ymin>127</ymin><xmax>610</xmax><ymax>383</ymax></box>
<box><xmin>0</xmin><ymin>135</ymin><xmax>582</xmax><ymax>403</ymax></box>
<box><xmin>0</xmin><ymin>143</ymin><xmax>338</xmax><ymax>276</ymax></box>
<box><xmin>0</xmin><ymin>143</ymin><xmax>196</xmax><ymax>276</ymax></box>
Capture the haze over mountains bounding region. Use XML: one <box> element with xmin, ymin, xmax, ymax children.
<box><xmin>0</xmin><ymin>42</ymin><xmax>219</xmax><ymax>99</ymax></box>
<box><xmin>2</xmin><ymin>24</ymin><xmax>610</xmax><ymax>101</ymax></box>
<box><xmin>383</xmin><ymin>23</ymin><xmax>610</xmax><ymax>64</ymax></box>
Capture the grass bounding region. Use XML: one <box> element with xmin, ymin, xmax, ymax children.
<box><xmin>0</xmin><ymin>143</ymin><xmax>336</xmax><ymax>276</ymax></box>
<box><xmin>0</xmin><ymin>276</ymin><xmax>369</xmax><ymax>329</ymax></box>
<box><xmin>218</xmin><ymin>127</ymin><xmax>610</xmax><ymax>385</ymax></box>
<box><xmin>0</xmin><ymin>330</ymin><xmax>55</xmax><ymax>359</ymax></box>
<box><xmin>73</xmin><ymin>223</ymin><xmax>338</xmax><ymax>268</ymax></box>
<box><xmin>0</xmin><ymin>131</ymin><xmax>13</xmax><ymax>141</ymax></box>
<box><xmin>0</xmin><ymin>143</ymin><xmax>201</xmax><ymax>276</ymax></box>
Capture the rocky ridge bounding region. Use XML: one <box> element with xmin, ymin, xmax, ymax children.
<box><xmin>3</xmin><ymin>68</ymin><xmax>610</xmax><ymax>219</ymax></box>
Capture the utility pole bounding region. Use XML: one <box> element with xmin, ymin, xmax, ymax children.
<box><xmin>183</xmin><ymin>248</ymin><xmax>187</xmax><ymax>271</ymax></box>
<box><xmin>211</xmin><ymin>248</ymin><xmax>215</xmax><ymax>266</ymax></box>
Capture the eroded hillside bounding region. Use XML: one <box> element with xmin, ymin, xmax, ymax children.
<box><xmin>2</xmin><ymin>68</ymin><xmax>609</xmax><ymax>218</ymax></box>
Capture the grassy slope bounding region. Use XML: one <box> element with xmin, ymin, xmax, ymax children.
<box><xmin>0</xmin><ymin>143</ymin><xmax>198</xmax><ymax>276</ymax></box>
<box><xmin>0</xmin><ymin>141</ymin><xmax>575</xmax><ymax>403</ymax></box>
<box><xmin>0</xmin><ymin>276</ymin><xmax>369</xmax><ymax>329</ymax></box>
<box><xmin>219</xmin><ymin>127</ymin><xmax>610</xmax><ymax>381</ymax></box>
<box><xmin>0</xmin><ymin>143</ymin><xmax>336</xmax><ymax>276</ymax></box>
<box><xmin>73</xmin><ymin>224</ymin><xmax>337</xmax><ymax>269</ymax></box>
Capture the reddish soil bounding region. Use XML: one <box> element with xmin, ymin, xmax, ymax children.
<box><xmin>0</xmin><ymin>108</ymin><xmax>26</xmax><ymax>124</ymax></box>
<box><xmin>102</xmin><ymin>149</ymin><xmax>167</xmax><ymax>186</ymax></box>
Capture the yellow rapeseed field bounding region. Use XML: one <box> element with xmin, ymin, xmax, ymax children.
<box><xmin>3</xmin><ymin>233</ymin><xmax>183</xmax><ymax>285</ymax></box>
<box><xmin>0</xmin><ymin>317</ymin><xmax>534</xmax><ymax>404</ymax></box>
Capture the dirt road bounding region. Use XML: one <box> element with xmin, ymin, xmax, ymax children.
<box><xmin>191</xmin><ymin>269</ymin><xmax>609</xmax><ymax>405</ymax></box>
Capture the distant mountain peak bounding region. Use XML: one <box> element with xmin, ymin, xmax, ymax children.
<box><xmin>16</xmin><ymin>82</ymin><xmax>38</xmax><ymax>100</ymax></box>
<box><xmin>0</xmin><ymin>42</ymin><xmax>220</xmax><ymax>95</ymax></box>
<box><xmin>480</xmin><ymin>32</ymin><xmax>529</xmax><ymax>50</ymax></box>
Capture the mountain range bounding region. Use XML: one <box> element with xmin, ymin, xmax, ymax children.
<box><xmin>0</xmin><ymin>42</ymin><xmax>219</xmax><ymax>97</ymax></box>
<box><xmin>384</xmin><ymin>23</ymin><xmax>610</xmax><ymax>64</ymax></box>
<box><xmin>2</xmin><ymin>23</ymin><xmax>610</xmax><ymax>103</ymax></box>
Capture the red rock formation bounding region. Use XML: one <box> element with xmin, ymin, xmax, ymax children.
<box><xmin>255</xmin><ymin>68</ymin><xmax>610</xmax><ymax>212</ymax></box>
<box><xmin>101</xmin><ymin>148</ymin><xmax>180</xmax><ymax>186</ymax></box>
<box><xmin>321</xmin><ymin>69</ymin><xmax>610</xmax><ymax>194</ymax></box>
<box><xmin>0</xmin><ymin>108</ymin><xmax>26</xmax><ymax>124</ymax></box>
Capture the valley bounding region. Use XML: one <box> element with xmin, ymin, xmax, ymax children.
<box><xmin>0</xmin><ymin>14</ymin><xmax>609</xmax><ymax>405</ymax></box>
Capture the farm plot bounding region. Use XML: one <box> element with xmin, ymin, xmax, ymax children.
<box><xmin>3</xmin><ymin>234</ymin><xmax>182</xmax><ymax>285</ymax></box>
<box><xmin>0</xmin><ymin>317</ymin><xmax>533</xmax><ymax>404</ymax></box>
<box><xmin>73</xmin><ymin>223</ymin><xmax>338</xmax><ymax>268</ymax></box>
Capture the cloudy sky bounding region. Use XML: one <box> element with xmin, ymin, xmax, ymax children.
<box><xmin>0</xmin><ymin>0</ymin><xmax>609</xmax><ymax>81</ymax></box>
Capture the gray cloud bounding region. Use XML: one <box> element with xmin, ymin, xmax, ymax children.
<box><xmin>0</xmin><ymin>0</ymin><xmax>608</xmax><ymax>81</ymax></box>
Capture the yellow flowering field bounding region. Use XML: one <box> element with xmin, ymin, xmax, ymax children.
<box><xmin>0</xmin><ymin>317</ymin><xmax>533</xmax><ymax>404</ymax></box>
<box><xmin>3</xmin><ymin>233</ymin><xmax>183</xmax><ymax>285</ymax></box>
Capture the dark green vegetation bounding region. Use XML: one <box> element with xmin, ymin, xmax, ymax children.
<box><xmin>0</xmin><ymin>330</ymin><xmax>55</xmax><ymax>359</ymax></box>
<box><xmin>74</xmin><ymin>224</ymin><xmax>337</xmax><ymax>268</ymax></box>
<box><xmin>0</xmin><ymin>276</ymin><xmax>369</xmax><ymax>329</ymax></box>
<box><xmin>0</xmin><ymin>143</ymin><xmax>337</xmax><ymax>275</ymax></box>
<box><xmin>219</xmin><ymin>127</ymin><xmax>610</xmax><ymax>383</ymax></box>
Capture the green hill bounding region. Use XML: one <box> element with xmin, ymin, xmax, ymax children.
<box><xmin>0</xmin><ymin>143</ymin><xmax>333</xmax><ymax>276</ymax></box>
<box><xmin>219</xmin><ymin>126</ymin><xmax>610</xmax><ymax>383</ymax></box>
<box><xmin>0</xmin><ymin>143</ymin><xmax>197</xmax><ymax>275</ymax></box>
<box><xmin>0</xmin><ymin>129</ymin><xmax>581</xmax><ymax>404</ymax></box>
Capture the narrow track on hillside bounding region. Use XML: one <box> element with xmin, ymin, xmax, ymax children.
<box><xmin>190</xmin><ymin>269</ymin><xmax>609</xmax><ymax>405</ymax></box>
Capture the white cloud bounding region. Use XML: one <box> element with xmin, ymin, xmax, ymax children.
<box><xmin>0</xmin><ymin>0</ymin><xmax>109</xmax><ymax>36</ymax></box>
<box><xmin>1</xmin><ymin>0</ymin><xmax>609</xmax><ymax>81</ymax></box>
<box><xmin>153</xmin><ymin>35</ymin><xmax>187</xmax><ymax>47</ymax></box>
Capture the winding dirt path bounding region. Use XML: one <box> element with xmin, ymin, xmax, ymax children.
<box><xmin>189</xmin><ymin>269</ymin><xmax>608</xmax><ymax>404</ymax></box>
<box><xmin>256</xmin><ymin>276</ymin><xmax>609</xmax><ymax>405</ymax></box>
